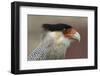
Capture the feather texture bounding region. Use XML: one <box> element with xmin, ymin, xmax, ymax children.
<box><xmin>28</xmin><ymin>32</ymin><xmax>71</xmax><ymax>60</ymax></box>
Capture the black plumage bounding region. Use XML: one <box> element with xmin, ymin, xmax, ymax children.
<box><xmin>42</xmin><ymin>23</ymin><xmax>72</xmax><ymax>31</ymax></box>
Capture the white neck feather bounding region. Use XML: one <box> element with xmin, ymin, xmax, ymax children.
<box><xmin>47</xmin><ymin>32</ymin><xmax>71</xmax><ymax>59</ymax></box>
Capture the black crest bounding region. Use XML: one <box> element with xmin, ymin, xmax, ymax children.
<box><xmin>42</xmin><ymin>23</ymin><xmax>72</xmax><ymax>31</ymax></box>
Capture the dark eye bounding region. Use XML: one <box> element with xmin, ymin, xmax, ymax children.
<box><xmin>63</xmin><ymin>28</ymin><xmax>72</xmax><ymax>34</ymax></box>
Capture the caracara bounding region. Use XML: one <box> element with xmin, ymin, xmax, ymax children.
<box><xmin>28</xmin><ymin>23</ymin><xmax>80</xmax><ymax>60</ymax></box>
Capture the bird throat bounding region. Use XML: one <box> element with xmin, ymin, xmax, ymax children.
<box><xmin>47</xmin><ymin>32</ymin><xmax>71</xmax><ymax>59</ymax></box>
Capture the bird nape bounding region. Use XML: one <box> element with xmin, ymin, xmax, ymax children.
<box><xmin>28</xmin><ymin>23</ymin><xmax>80</xmax><ymax>60</ymax></box>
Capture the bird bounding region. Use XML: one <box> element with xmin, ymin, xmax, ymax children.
<box><xmin>28</xmin><ymin>23</ymin><xmax>80</xmax><ymax>60</ymax></box>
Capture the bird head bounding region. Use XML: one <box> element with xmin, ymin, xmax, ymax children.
<box><xmin>42</xmin><ymin>23</ymin><xmax>80</xmax><ymax>45</ymax></box>
<box><xmin>63</xmin><ymin>28</ymin><xmax>80</xmax><ymax>42</ymax></box>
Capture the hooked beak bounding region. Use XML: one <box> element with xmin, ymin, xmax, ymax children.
<box><xmin>72</xmin><ymin>32</ymin><xmax>80</xmax><ymax>42</ymax></box>
<box><xmin>63</xmin><ymin>28</ymin><xmax>81</xmax><ymax>42</ymax></box>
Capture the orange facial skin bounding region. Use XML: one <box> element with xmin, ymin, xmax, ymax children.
<box><xmin>63</xmin><ymin>28</ymin><xmax>77</xmax><ymax>39</ymax></box>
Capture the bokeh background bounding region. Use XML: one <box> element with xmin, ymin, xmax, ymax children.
<box><xmin>28</xmin><ymin>15</ymin><xmax>88</xmax><ymax>59</ymax></box>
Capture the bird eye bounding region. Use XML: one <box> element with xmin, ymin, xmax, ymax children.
<box><xmin>63</xmin><ymin>28</ymin><xmax>66</xmax><ymax>31</ymax></box>
<box><xmin>63</xmin><ymin>28</ymin><xmax>72</xmax><ymax>34</ymax></box>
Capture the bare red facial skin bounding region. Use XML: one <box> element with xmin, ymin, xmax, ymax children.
<box><xmin>63</xmin><ymin>28</ymin><xmax>77</xmax><ymax>39</ymax></box>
